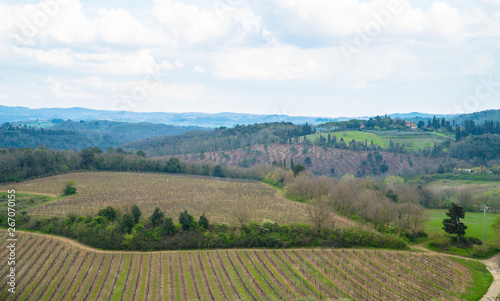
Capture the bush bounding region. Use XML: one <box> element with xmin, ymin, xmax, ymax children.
<box><xmin>63</xmin><ymin>180</ymin><xmax>77</xmax><ymax>195</ymax></box>
<box><xmin>470</xmin><ymin>244</ymin><xmax>494</xmax><ymax>258</ymax></box>
<box><xmin>429</xmin><ymin>234</ymin><xmax>450</xmax><ymax>250</ymax></box>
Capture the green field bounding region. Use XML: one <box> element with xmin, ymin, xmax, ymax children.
<box><xmin>305</xmin><ymin>130</ymin><xmax>449</xmax><ymax>150</ymax></box>
<box><xmin>424</xmin><ymin>209</ymin><xmax>498</xmax><ymax>242</ymax></box>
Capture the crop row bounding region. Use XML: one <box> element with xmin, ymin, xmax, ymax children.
<box><xmin>0</xmin><ymin>231</ymin><xmax>468</xmax><ymax>300</ymax></box>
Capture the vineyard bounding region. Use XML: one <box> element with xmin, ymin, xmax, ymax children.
<box><xmin>0</xmin><ymin>172</ymin><xmax>353</xmax><ymax>227</ymax></box>
<box><xmin>0</xmin><ymin>230</ymin><xmax>474</xmax><ymax>301</ymax></box>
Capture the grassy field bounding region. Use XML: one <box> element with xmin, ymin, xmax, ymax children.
<box><xmin>424</xmin><ymin>209</ymin><xmax>498</xmax><ymax>242</ymax></box>
<box><xmin>304</xmin><ymin>130</ymin><xmax>450</xmax><ymax>150</ymax></box>
<box><xmin>0</xmin><ymin>171</ymin><xmax>352</xmax><ymax>227</ymax></box>
<box><xmin>0</xmin><ymin>230</ymin><xmax>478</xmax><ymax>301</ymax></box>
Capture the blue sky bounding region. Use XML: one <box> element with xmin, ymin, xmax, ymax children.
<box><xmin>0</xmin><ymin>0</ymin><xmax>499</xmax><ymax>117</ymax></box>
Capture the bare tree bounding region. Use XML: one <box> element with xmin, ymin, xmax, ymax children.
<box><xmin>307</xmin><ymin>197</ymin><xmax>331</xmax><ymax>232</ymax></box>
<box><xmin>232</xmin><ymin>201</ymin><xmax>251</xmax><ymax>228</ymax></box>
<box><xmin>395</xmin><ymin>203</ymin><xmax>429</xmax><ymax>235</ymax></box>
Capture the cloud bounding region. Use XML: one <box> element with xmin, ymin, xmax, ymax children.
<box><xmin>213</xmin><ymin>45</ymin><xmax>326</xmax><ymax>80</ymax></box>
<box><xmin>1</xmin><ymin>0</ymin><xmax>168</xmax><ymax>48</ymax></box>
<box><xmin>266</xmin><ymin>0</ymin><xmax>499</xmax><ymax>42</ymax></box>
<box><xmin>152</xmin><ymin>0</ymin><xmax>266</xmax><ymax>46</ymax></box>
<box><xmin>14</xmin><ymin>47</ymin><xmax>73</xmax><ymax>67</ymax></box>
<box><xmin>192</xmin><ymin>65</ymin><xmax>206</xmax><ymax>73</ymax></box>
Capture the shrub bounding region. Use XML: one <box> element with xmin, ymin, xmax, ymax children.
<box><xmin>429</xmin><ymin>234</ymin><xmax>450</xmax><ymax>250</ymax></box>
<box><xmin>63</xmin><ymin>180</ymin><xmax>77</xmax><ymax>195</ymax></box>
<box><xmin>470</xmin><ymin>244</ymin><xmax>493</xmax><ymax>258</ymax></box>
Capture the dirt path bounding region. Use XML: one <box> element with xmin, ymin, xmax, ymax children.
<box><xmin>412</xmin><ymin>243</ymin><xmax>500</xmax><ymax>301</ymax></box>
<box><xmin>480</xmin><ymin>253</ymin><xmax>500</xmax><ymax>301</ymax></box>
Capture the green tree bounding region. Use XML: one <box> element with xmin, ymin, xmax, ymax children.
<box><xmin>136</xmin><ymin>150</ymin><xmax>147</xmax><ymax>158</ymax></box>
<box><xmin>131</xmin><ymin>205</ymin><xmax>141</xmax><ymax>224</ymax></box>
<box><xmin>166</xmin><ymin>157</ymin><xmax>184</xmax><ymax>173</ymax></box>
<box><xmin>292</xmin><ymin>164</ymin><xmax>305</xmax><ymax>176</ymax></box>
<box><xmin>63</xmin><ymin>180</ymin><xmax>77</xmax><ymax>195</ymax></box>
<box><xmin>121</xmin><ymin>213</ymin><xmax>135</xmax><ymax>234</ymax></box>
<box><xmin>198</xmin><ymin>213</ymin><xmax>209</xmax><ymax>229</ymax></box>
<box><xmin>162</xmin><ymin>217</ymin><xmax>177</xmax><ymax>235</ymax></box>
<box><xmin>179</xmin><ymin>210</ymin><xmax>194</xmax><ymax>230</ymax></box>
<box><xmin>98</xmin><ymin>206</ymin><xmax>118</xmax><ymax>221</ymax></box>
<box><xmin>212</xmin><ymin>164</ymin><xmax>225</xmax><ymax>177</ymax></box>
<box><xmin>150</xmin><ymin>207</ymin><xmax>164</xmax><ymax>227</ymax></box>
<box><xmin>442</xmin><ymin>203</ymin><xmax>467</xmax><ymax>242</ymax></box>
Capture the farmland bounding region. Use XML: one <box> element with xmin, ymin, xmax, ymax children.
<box><xmin>303</xmin><ymin>130</ymin><xmax>450</xmax><ymax>150</ymax></box>
<box><xmin>0</xmin><ymin>230</ymin><xmax>479</xmax><ymax>300</ymax></box>
<box><xmin>0</xmin><ymin>172</ymin><xmax>352</xmax><ymax>227</ymax></box>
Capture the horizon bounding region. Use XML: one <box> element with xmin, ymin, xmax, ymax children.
<box><xmin>0</xmin><ymin>103</ymin><xmax>484</xmax><ymax>120</ymax></box>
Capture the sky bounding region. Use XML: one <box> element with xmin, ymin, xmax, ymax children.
<box><xmin>0</xmin><ymin>0</ymin><xmax>499</xmax><ymax>118</ymax></box>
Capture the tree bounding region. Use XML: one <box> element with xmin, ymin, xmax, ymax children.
<box><xmin>162</xmin><ymin>217</ymin><xmax>177</xmax><ymax>235</ymax></box>
<box><xmin>232</xmin><ymin>203</ymin><xmax>251</xmax><ymax>228</ymax></box>
<box><xmin>149</xmin><ymin>207</ymin><xmax>164</xmax><ymax>227</ymax></box>
<box><xmin>121</xmin><ymin>213</ymin><xmax>135</xmax><ymax>234</ymax></box>
<box><xmin>307</xmin><ymin>198</ymin><xmax>331</xmax><ymax>232</ymax></box>
<box><xmin>292</xmin><ymin>164</ymin><xmax>305</xmax><ymax>176</ymax></box>
<box><xmin>63</xmin><ymin>180</ymin><xmax>77</xmax><ymax>195</ymax></box>
<box><xmin>136</xmin><ymin>150</ymin><xmax>147</xmax><ymax>158</ymax></box>
<box><xmin>98</xmin><ymin>206</ymin><xmax>118</xmax><ymax>221</ymax></box>
<box><xmin>417</xmin><ymin>120</ymin><xmax>426</xmax><ymax>129</ymax></box>
<box><xmin>179</xmin><ymin>210</ymin><xmax>194</xmax><ymax>230</ymax></box>
<box><xmin>442</xmin><ymin>203</ymin><xmax>467</xmax><ymax>242</ymax></box>
<box><xmin>212</xmin><ymin>164</ymin><xmax>225</xmax><ymax>177</ymax></box>
<box><xmin>166</xmin><ymin>157</ymin><xmax>184</xmax><ymax>173</ymax></box>
<box><xmin>131</xmin><ymin>205</ymin><xmax>141</xmax><ymax>224</ymax></box>
<box><xmin>198</xmin><ymin>213</ymin><xmax>209</xmax><ymax>229</ymax></box>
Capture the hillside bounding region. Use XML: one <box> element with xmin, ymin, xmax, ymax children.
<box><xmin>303</xmin><ymin>130</ymin><xmax>450</xmax><ymax>150</ymax></box>
<box><xmin>1</xmin><ymin>172</ymin><xmax>351</xmax><ymax>227</ymax></box>
<box><xmin>452</xmin><ymin>109</ymin><xmax>500</xmax><ymax>124</ymax></box>
<box><xmin>0</xmin><ymin>230</ymin><xmax>476</xmax><ymax>300</ymax></box>
<box><xmin>121</xmin><ymin>122</ymin><xmax>314</xmax><ymax>157</ymax></box>
<box><xmin>0</xmin><ymin>121</ymin><xmax>205</xmax><ymax>151</ymax></box>
<box><xmin>168</xmin><ymin>144</ymin><xmax>439</xmax><ymax>176</ymax></box>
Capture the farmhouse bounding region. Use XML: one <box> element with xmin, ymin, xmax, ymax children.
<box><xmin>405</xmin><ymin>121</ymin><xmax>417</xmax><ymax>129</ymax></box>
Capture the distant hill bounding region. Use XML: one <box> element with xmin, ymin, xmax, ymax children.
<box><xmin>0</xmin><ymin>120</ymin><xmax>206</xmax><ymax>151</ymax></box>
<box><xmin>451</xmin><ymin>109</ymin><xmax>500</xmax><ymax>124</ymax></box>
<box><xmin>5</xmin><ymin>105</ymin><xmax>492</xmax><ymax>128</ymax></box>
<box><xmin>0</xmin><ymin>105</ymin><xmax>340</xmax><ymax>128</ymax></box>
<box><xmin>121</xmin><ymin>122</ymin><xmax>314</xmax><ymax>156</ymax></box>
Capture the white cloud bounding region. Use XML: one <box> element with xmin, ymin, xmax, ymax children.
<box><xmin>14</xmin><ymin>47</ymin><xmax>73</xmax><ymax>67</ymax></box>
<box><xmin>152</xmin><ymin>0</ymin><xmax>265</xmax><ymax>46</ymax></box>
<box><xmin>213</xmin><ymin>45</ymin><xmax>326</xmax><ymax>80</ymax></box>
<box><xmin>173</xmin><ymin>60</ymin><xmax>184</xmax><ymax>68</ymax></box>
<box><xmin>1</xmin><ymin>0</ymin><xmax>168</xmax><ymax>48</ymax></box>
<box><xmin>0</xmin><ymin>94</ymin><xmax>8</xmax><ymax>100</ymax></box>
<box><xmin>46</xmin><ymin>76</ymin><xmax>96</xmax><ymax>99</ymax></box>
<box><xmin>269</xmin><ymin>0</ymin><xmax>499</xmax><ymax>42</ymax></box>
<box><xmin>192</xmin><ymin>65</ymin><xmax>206</xmax><ymax>73</ymax></box>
